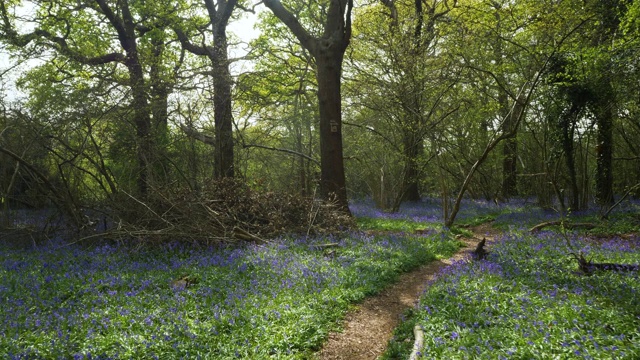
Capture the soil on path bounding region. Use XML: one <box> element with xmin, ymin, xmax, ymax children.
<box><xmin>315</xmin><ymin>223</ymin><xmax>500</xmax><ymax>360</ymax></box>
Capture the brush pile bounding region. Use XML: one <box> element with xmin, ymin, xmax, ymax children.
<box><xmin>105</xmin><ymin>178</ymin><xmax>353</xmax><ymax>244</ymax></box>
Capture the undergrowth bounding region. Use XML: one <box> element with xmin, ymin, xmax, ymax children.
<box><xmin>0</xmin><ymin>231</ymin><xmax>459</xmax><ymax>359</ymax></box>
<box><xmin>383</xmin><ymin>229</ymin><xmax>640</xmax><ymax>359</ymax></box>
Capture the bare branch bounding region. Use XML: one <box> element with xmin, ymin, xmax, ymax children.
<box><xmin>180</xmin><ymin>124</ymin><xmax>215</xmax><ymax>145</ymax></box>
<box><xmin>241</xmin><ymin>143</ymin><xmax>320</xmax><ymax>165</ymax></box>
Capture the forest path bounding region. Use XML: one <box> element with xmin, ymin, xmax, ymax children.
<box><xmin>315</xmin><ymin>223</ymin><xmax>500</xmax><ymax>360</ymax></box>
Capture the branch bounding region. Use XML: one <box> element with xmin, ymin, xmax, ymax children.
<box><xmin>529</xmin><ymin>221</ymin><xmax>596</xmax><ymax>233</ymax></box>
<box><xmin>0</xmin><ymin>143</ymin><xmax>67</xmax><ymax>208</ymax></box>
<box><xmin>236</xmin><ymin>1</ymin><xmax>261</xmax><ymax>14</ymax></box>
<box><xmin>232</xmin><ymin>226</ymin><xmax>270</xmax><ymax>244</ymax></box>
<box><xmin>444</xmin><ymin>17</ymin><xmax>589</xmax><ymax>227</ymax></box>
<box><xmin>409</xmin><ymin>325</ymin><xmax>425</xmax><ymax>360</ymax></box>
<box><xmin>343</xmin><ymin>121</ymin><xmax>401</xmax><ymax>153</ymax></box>
<box><xmin>1</xmin><ymin>2</ymin><xmax>125</xmax><ymax>65</ymax></box>
<box><xmin>216</xmin><ymin>0</ymin><xmax>239</xmax><ymax>33</ymax></box>
<box><xmin>379</xmin><ymin>0</ymin><xmax>398</xmax><ymax>26</ymax></box>
<box><xmin>601</xmin><ymin>182</ymin><xmax>640</xmax><ymax>220</ymax></box>
<box><xmin>345</xmin><ymin>0</ymin><xmax>354</xmax><ymax>41</ymax></box>
<box><xmin>241</xmin><ymin>143</ymin><xmax>320</xmax><ymax>165</ymax></box>
<box><xmin>93</xmin><ymin>0</ymin><xmax>129</xmax><ymax>44</ymax></box>
<box><xmin>180</xmin><ymin>124</ymin><xmax>215</xmax><ymax>145</ymax></box>
<box><xmin>174</xmin><ymin>27</ymin><xmax>209</xmax><ymax>56</ymax></box>
<box><xmin>263</xmin><ymin>0</ymin><xmax>317</xmax><ymax>55</ymax></box>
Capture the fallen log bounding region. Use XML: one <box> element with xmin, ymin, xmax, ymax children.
<box><xmin>529</xmin><ymin>221</ymin><xmax>597</xmax><ymax>233</ymax></box>
<box><xmin>574</xmin><ymin>253</ymin><xmax>640</xmax><ymax>274</ymax></box>
<box><xmin>409</xmin><ymin>324</ymin><xmax>425</xmax><ymax>360</ymax></box>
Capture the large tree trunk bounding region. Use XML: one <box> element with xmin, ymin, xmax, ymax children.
<box><xmin>263</xmin><ymin>0</ymin><xmax>353</xmax><ymax>215</ymax></box>
<box><xmin>212</xmin><ymin>28</ymin><xmax>235</xmax><ymax>179</ymax></box>
<box><xmin>121</xmin><ymin>26</ymin><xmax>152</xmax><ymax>197</ymax></box>
<box><xmin>173</xmin><ymin>0</ymin><xmax>237</xmax><ymax>180</ymax></box>
<box><xmin>316</xmin><ymin>52</ymin><xmax>350</xmax><ymax>213</ymax></box>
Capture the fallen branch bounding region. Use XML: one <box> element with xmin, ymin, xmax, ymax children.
<box><xmin>409</xmin><ymin>324</ymin><xmax>425</xmax><ymax>360</ymax></box>
<box><xmin>232</xmin><ymin>227</ymin><xmax>270</xmax><ymax>244</ymax></box>
<box><xmin>574</xmin><ymin>253</ymin><xmax>640</xmax><ymax>274</ymax></box>
<box><xmin>529</xmin><ymin>221</ymin><xmax>597</xmax><ymax>233</ymax></box>
<box><xmin>241</xmin><ymin>143</ymin><xmax>320</xmax><ymax>165</ymax></box>
<box><xmin>311</xmin><ymin>243</ymin><xmax>340</xmax><ymax>249</ymax></box>
<box><xmin>57</xmin><ymin>228</ymin><xmax>229</xmax><ymax>248</ymax></box>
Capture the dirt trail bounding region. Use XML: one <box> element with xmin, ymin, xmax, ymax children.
<box><xmin>315</xmin><ymin>224</ymin><xmax>499</xmax><ymax>360</ymax></box>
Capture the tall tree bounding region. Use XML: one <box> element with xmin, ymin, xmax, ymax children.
<box><xmin>263</xmin><ymin>0</ymin><xmax>353</xmax><ymax>213</ymax></box>
<box><xmin>589</xmin><ymin>0</ymin><xmax>625</xmax><ymax>207</ymax></box>
<box><xmin>174</xmin><ymin>0</ymin><xmax>239</xmax><ymax>179</ymax></box>
<box><xmin>545</xmin><ymin>0</ymin><xmax>629</xmax><ymax>208</ymax></box>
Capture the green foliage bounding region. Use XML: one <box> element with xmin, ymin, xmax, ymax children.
<box><xmin>235</xmin><ymin>7</ymin><xmax>320</xmax><ymax>194</ymax></box>
<box><xmin>356</xmin><ymin>217</ymin><xmax>439</xmax><ymax>233</ymax></box>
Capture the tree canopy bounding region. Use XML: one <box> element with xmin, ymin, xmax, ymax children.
<box><xmin>1</xmin><ymin>0</ymin><xmax>639</xmax><ymax>237</ymax></box>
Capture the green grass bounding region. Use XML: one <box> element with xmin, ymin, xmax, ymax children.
<box><xmin>356</xmin><ymin>217</ymin><xmax>439</xmax><ymax>233</ymax></box>
<box><xmin>356</xmin><ymin>216</ymin><xmax>478</xmax><ymax>236</ymax></box>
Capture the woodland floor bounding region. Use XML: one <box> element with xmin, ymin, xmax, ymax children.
<box><xmin>316</xmin><ymin>223</ymin><xmax>500</xmax><ymax>360</ymax></box>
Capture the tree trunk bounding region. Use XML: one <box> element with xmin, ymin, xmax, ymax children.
<box><xmin>560</xmin><ymin>103</ymin><xmax>583</xmax><ymax>210</ymax></box>
<box><xmin>316</xmin><ymin>52</ymin><xmax>350</xmax><ymax>213</ymax></box>
<box><xmin>594</xmin><ymin>81</ymin><xmax>614</xmax><ymax>206</ymax></box>
<box><xmin>212</xmin><ymin>28</ymin><xmax>235</xmax><ymax>179</ymax></box>
<box><xmin>501</xmin><ymin>137</ymin><xmax>517</xmax><ymax>198</ymax></box>
<box><xmin>262</xmin><ymin>0</ymin><xmax>353</xmax><ymax>215</ymax></box>
<box><xmin>124</xmin><ymin>44</ymin><xmax>152</xmax><ymax>197</ymax></box>
<box><xmin>501</xmin><ymin>101</ymin><xmax>521</xmax><ymax>199</ymax></box>
<box><xmin>173</xmin><ymin>0</ymin><xmax>237</xmax><ymax>180</ymax></box>
<box><xmin>401</xmin><ymin>131</ymin><xmax>423</xmax><ymax>202</ymax></box>
<box><xmin>150</xmin><ymin>40</ymin><xmax>170</xmax><ymax>183</ymax></box>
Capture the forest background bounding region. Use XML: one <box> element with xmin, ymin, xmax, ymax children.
<box><xmin>1</xmin><ymin>0</ymin><xmax>640</xmax><ymax>240</ymax></box>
